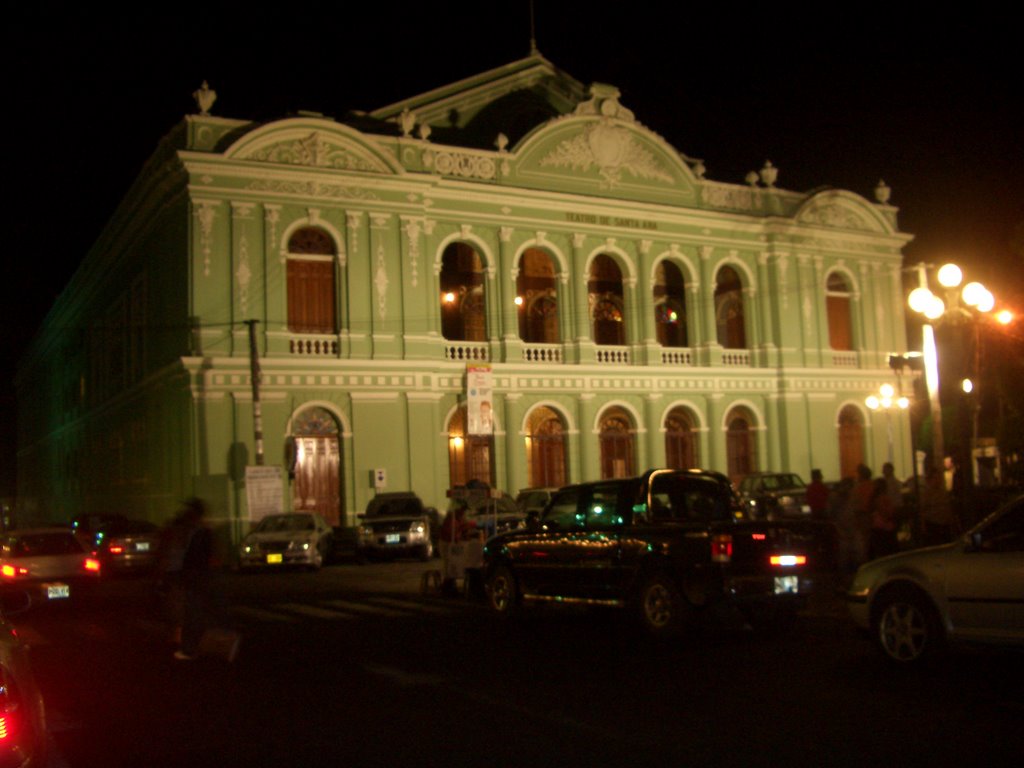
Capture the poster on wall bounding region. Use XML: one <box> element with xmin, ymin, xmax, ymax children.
<box><xmin>245</xmin><ymin>465</ymin><xmax>284</xmax><ymax>522</ymax></box>
<box><xmin>466</xmin><ymin>364</ymin><xmax>493</xmax><ymax>436</ymax></box>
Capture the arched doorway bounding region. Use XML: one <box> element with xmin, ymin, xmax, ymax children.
<box><xmin>715</xmin><ymin>266</ymin><xmax>747</xmax><ymax>349</ymax></box>
<box><xmin>664</xmin><ymin>407</ymin><xmax>699</xmax><ymax>470</ymax></box>
<box><xmin>838</xmin><ymin>405</ymin><xmax>865</xmax><ymax>480</ymax></box>
<box><xmin>725</xmin><ymin>406</ymin><xmax>758</xmax><ymax>484</ymax></box>
<box><xmin>526</xmin><ymin>406</ymin><xmax>567</xmax><ymax>488</ymax></box>
<box><xmin>517</xmin><ymin>249</ymin><xmax>560</xmax><ymax>344</ymax></box>
<box><xmin>599</xmin><ymin>406</ymin><xmax>636</xmax><ymax>479</ymax></box>
<box><xmin>291</xmin><ymin>407</ymin><xmax>343</xmax><ymax>526</ymax></box>
<box><xmin>447</xmin><ymin>406</ymin><xmax>494</xmax><ymax>488</ymax></box>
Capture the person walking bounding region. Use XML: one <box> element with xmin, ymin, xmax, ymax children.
<box><xmin>172</xmin><ymin>498</ymin><xmax>214</xmax><ymax>661</ymax></box>
<box><xmin>868</xmin><ymin>477</ymin><xmax>899</xmax><ymax>560</ymax></box>
<box><xmin>806</xmin><ymin>469</ymin><xmax>829</xmax><ymax>520</ymax></box>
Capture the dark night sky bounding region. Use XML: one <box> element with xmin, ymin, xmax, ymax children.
<box><xmin>3</xmin><ymin>2</ymin><xmax>1022</xmax><ymax>493</ymax></box>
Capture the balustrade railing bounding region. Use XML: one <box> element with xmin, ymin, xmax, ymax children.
<box><xmin>522</xmin><ymin>344</ymin><xmax>562</xmax><ymax>363</ymax></box>
<box><xmin>290</xmin><ymin>335</ymin><xmax>338</xmax><ymax>356</ymax></box>
<box><xmin>595</xmin><ymin>346</ymin><xmax>631</xmax><ymax>364</ymax></box>
<box><xmin>444</xmin><ymin>343</ymin><xmax>490</xmax><ymax>362</ymax></box>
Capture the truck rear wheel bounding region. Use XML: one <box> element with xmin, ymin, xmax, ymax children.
<box><xmin>637</xmin><ymin>575</ymin><xmax>686</xmax><ymax>637</ymax></box>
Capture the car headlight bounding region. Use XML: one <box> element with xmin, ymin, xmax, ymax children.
<box><xmin>410</xmin><ymin>522</ymin><xmax>425</xmax><ymax>535</ymax></box>
<box><xmin>780</xmin><ymin>495</ymin><xmax>793</xmax><ymax>506</ymax></box>
<box><xmin>242</xmin><ymin>543</ymin><xmax>253</xmax><ymax>554</ymax></box>
<box><xmin>359</xmin><ymin>525</ymin><xmax>374</xmax><ymax>537</ymax></box>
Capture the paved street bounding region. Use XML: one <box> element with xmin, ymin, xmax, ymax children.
<box><xmin>10</xmin><ymin>561</ymin><xmax>1024</xmax><ymax>767</ymax></box>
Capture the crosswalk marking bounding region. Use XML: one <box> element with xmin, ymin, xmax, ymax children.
<box><xmin>278</xmin><ymin>602</ymin><xmax>356</xmax><ymax>620</ymax></box>
<box><xmin>321</xmin><ymin>598</ymin><xmax>410</xmax><ymax>617</ymax></box>
<box><xmin>371</xmin><ymin>596</ymin><xmax>463</xmax><ymax>615</ymax></box>
<box><xmin>230</xmin><ymin>605</ymin><xmax>300</xmax><ymax>623</ymax></box>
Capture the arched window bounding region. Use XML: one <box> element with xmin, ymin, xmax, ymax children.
<box><xmin>440</xmin><ymin>242</ymin><xmax>486</xmax><ymax>341</ymax></box>
<box><xmin>292</xmin><ymin>406</ymin><xmax>343</xmax><ymax>526</ymax></box>
<box><xmin>287</xmin><ymin>227</ymin><xmax>337</xmax><ymax>334</ymax></box>
<box><xmin>517</xmin><ymin>249</ymin><xmax>560</xmax><ymax>344</ymax></box>
<box><xmin>589</xmin><ymin>254</ymin><xmax>626</xmax><ymax>346</ymax></box>
<box><xmin>725</xmin><ymin>407</ymin><xmax>758</xmax><ymax>483</ymax></box>
<box><xmin>654</xmin><ymin>261</ymin><xmax>687</xmax><ymax>348</ymax></box>
<box><xmin>448</xmin><ymin>406</ymin><xmax>494</xmax><ymax>488</ymax></box>
<box><xmin>665</xmin><ymin>407</ymin><xmax>699</xmax><ymax>470</ymax></box>
<box><xmin>715</xmin><ymin>266</ymin><xmax>746</xmax><ymax>349</ymax></box>
<box><xmin>599</xmin><ymin>406</ymin><xmax>636</xmax><ymax>479</ymax></box>
<box><xmin>826</xmin><ymin>272</ymin><xmax>854</xmax><ymax>351</ymax></box>
<box><xmin>526</xmin><ymin>406</ymin><xmax>567</xmax><ymax>488</ymax></box>
<box><xmin>838</xmin><ymin>405</ymin><xmax>864</xmax><ymax>480</ymax></box>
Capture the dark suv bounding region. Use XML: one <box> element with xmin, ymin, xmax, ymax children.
<box><xmin>356</xmin><ymin>493</ymin><xmax>439</xmax><ymax>562</ymax></box>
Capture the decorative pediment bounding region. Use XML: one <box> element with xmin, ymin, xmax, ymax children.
<box><xmin>225</xmin><ymin>119</ymin><xmax>401</xmax><ymax>175</ymax></box>
<box><xmin>510</xmin><ymin>114</ymin><xmax>696</xmax><ymax>204</ymax></box>
<box><xmin>796</xmin><ymin>190</ymin><xmax>891</xmax><ymax>234</ymax></box>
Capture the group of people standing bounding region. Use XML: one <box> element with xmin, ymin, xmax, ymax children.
<box><xmin>806</xmin><ymin>461</ymin><xmax>957</xmax><ymax>577</ymax></box>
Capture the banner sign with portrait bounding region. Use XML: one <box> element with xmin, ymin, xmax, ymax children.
<box><xmin>466</xmin><ymin>364</ymin><xmax>494</xmax><ymax>436</ymax></box>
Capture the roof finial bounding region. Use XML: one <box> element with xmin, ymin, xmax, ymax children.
<box><xmin>529</xmin><ymin>0</ymin><xmax>538</xmax><ymax>55</ymax></box>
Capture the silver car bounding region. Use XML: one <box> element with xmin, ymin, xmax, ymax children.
<box><xmin>239</xmin><ymin>513</ymin><xmax>333</xmax><ymax>571</ymax></box>
<box><xmin>847</xmin><ymin>496</ymin><xmax>1024</xmax><ymax>663</ymax></box>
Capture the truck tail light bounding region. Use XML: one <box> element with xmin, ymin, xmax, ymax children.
<box><xmin>85</xmin><ymin>558</ymin><xmax>101</xmax><ymax>573</ymax></box>
<box><xmin>711</xmin><ymin>534</ymin><xmax>733</xmax><ymax>563</ymax></box>
<box><xmin>770</xmin><ymin>555</ymin><xmax>807</xmax><ymax>567</ymax></box>
<box><xmin>1</xmin><ymin>565</ymin><xmax>29</xmax><ymax>579</ymax></box>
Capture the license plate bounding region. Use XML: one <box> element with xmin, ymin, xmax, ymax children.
<box><xmin>46</xmin><ymin>583</ymin><xmax>71</xmax><ymax>600</ymax></box>
<box><xmin>135</xmin><ymin>542</ymin><xmax>150</xmax><ymax>552</ymax></box>
<box><xmin>774</xmin><ymin>575</ymin><xmax>799</xmax><ymax>594</ymax></box>
<box><xmin>266</xmin><ymin>553</ymin><xmax>283</xmax><ymax>564</ymax></box>
<box><xmin>385</xmin><ymin>534</ymin><xmax>401</xmax><ymax>544</ymax></box>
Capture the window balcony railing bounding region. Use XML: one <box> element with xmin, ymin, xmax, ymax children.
<box><xmin>444</xmin><ymin>342</ymin><xmax>490</xmax><ymax>362</ymax></box>
<box><xmin>831</xmin><ymin>351</ymin><xmax>858</xmax><ymax>367</ymax></box>
<box><xmin>290</xmin><ymin>334</ymin><xmax>339</xmax><ymax>356</ymax></box>
<box><xmin>660</xmin><ymin>348</ymin><xmax>693</xmax><ymax>366</ymax></box>
<box><xmin>721</xmin><ymin>350</ymin><xmax>751</xmax><ymax>366</ymax></box>
<box><xmin>522</xmin><ymin>343</ymin><xmax>562</xmax><ymax>363</ymax></box>
<box><xmin>595</xmin><ymin>346</ymin><xmax>631</xmax><ymax>364</ymax></box>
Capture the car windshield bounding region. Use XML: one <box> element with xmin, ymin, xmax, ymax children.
<box><xmin>761</xmin><ymin>474</ymin><xmax>805</xmax><ymax>491</ymax></box>
<box><xmin>8</xmin><ymin>533</ymin><xmax>85</xmax><ymax>557</ymax></box>
<box><xmin>366</xmin><ymin>498</ymin><xmax>422</xmax><ymax>517</ymax></box>
<box><xmin>254</xmin><ymin>515</ymin><xmax>315</xmax><ymax>533</ymax></box>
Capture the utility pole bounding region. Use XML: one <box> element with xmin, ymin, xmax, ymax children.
<box><xmin>245</xmin><ymin>319</ymin><xmax>264</xmax><ymax>465</ymax></box>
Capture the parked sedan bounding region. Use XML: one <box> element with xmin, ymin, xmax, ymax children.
<box><xmin>0</xmin><ymin>528</ymin><xmax>102</xmax><ymax>604</ymax></box>
<box><xmin>0</xmin><ymin>591</ymin><xmax>47</xmax><ymax>768</ymax></box>
<box><xmin>90</xmin><ymin>518</ymin><xmax>161</xmax><ymax>575</ymax></box>
<box><xmin>737</xmin><ymin>472</ymin><xmax>811</xmax><ymax>519</ymax></box>
<box><xmin>239</xmin><ymin>513</ymin><xmax>333</xmax><ymax>571</ymax></box>
<box><xmin>847</xmin><ymin>495</ymin><xmax>1024</xmax><ymax>663</ymax></box>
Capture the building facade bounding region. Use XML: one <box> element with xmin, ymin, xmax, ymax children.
<box><xmin>16</xmin><ymin>55</ymin><xmax>913</xmax><ymax>537</ymax></box>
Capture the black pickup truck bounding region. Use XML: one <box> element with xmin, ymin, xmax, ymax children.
<box><xmin>482</xmin><ymin>469</ymin><xmax>837</xmax><ymax>636</ymax></box>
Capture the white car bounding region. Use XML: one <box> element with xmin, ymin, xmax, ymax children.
<box><xmin>239</xmin><ymin>513</ymin><xmax>333</xmax><ymax>571</ymax></box>
<box><xmin>847</xmin><ymin>495</ymin><xmax>1024</xmax><ymax>663</ymax></box>
<box><xmin>0</xmin><ymin>528</ymin><xmax>102</xmax><ymax>604</ymax></box>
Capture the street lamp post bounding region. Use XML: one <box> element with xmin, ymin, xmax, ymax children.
<box><xmin>906</xmin><ymin>262</ymin><xmax>1009</xmax><ymax>486</ymax></box>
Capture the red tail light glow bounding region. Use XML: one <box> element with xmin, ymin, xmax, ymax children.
<box><xmin>770</xmin><ymin>555</ymin><xmax>807</xmax><ymax>567</ymax></box>
<box><xmin>1</xmin><ymin>565</ymin><xmax>28</xmax><ymax>579</ymax></box>
<box><xmin>109</xmin><ymin>545</ymin><xmax>124</xmax><ymax>554</ymax></box>
<box><xmin>0</xmin><ymin>713</ymin><xmax>10</xmax><ymax>740</ymax></box>
<box><xmin>85</xmin><ymin>558</ymin><xmax>101</xmax><ymax>573</ymax></box>
<box><xmin>751</xmin><ymin>533</ymin><xmax>766</xmax><ymax>541</ymax></box>
<box><xmin>711</xmin><ymin>534</ymin><xmax>733</xmax><ymax>563</ymax></box>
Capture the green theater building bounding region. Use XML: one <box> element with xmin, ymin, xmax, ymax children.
<box><xmin>16</xmin><ymin>53</ymin><xmax>913</xmax><ymax>538</ymax></box>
